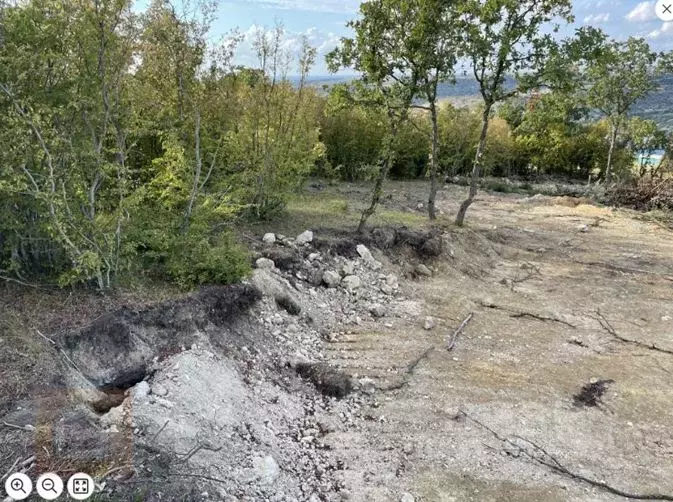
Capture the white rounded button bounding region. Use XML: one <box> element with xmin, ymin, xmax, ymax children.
<box><xmin>36</xmin><ymin>472</ymin><xmax>64</xmax><ymax>500</ymax></box>
<box><xmin>656</xmin><ymin>0</ymin><xmax>673</xmax><ymax>21</ymax></box>
<box><xmin>67</xmin><ymin>472</ymin><xmax>95</xmax><ymax>500</ymax></box>
<box><xmin>4</xmin><ymin>472</ymin><xmax>32</xmax><ymax>500</ymax></box>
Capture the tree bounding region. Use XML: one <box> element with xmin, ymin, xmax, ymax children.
<box><xmin>0</xmin><ymin>0</ymin><xmax>136</xmax><ymax>288</ymax></box>
<box><xmin>408</xmin><ymin>0</ymin><xmax>459</xmax><ymax>220</ymax></box>
<box><xmin>327</xmin><ymin>0</ymin><xmax>423</xmax><ymax>233</ymax></box>
<box><xmin>571</xmin><ymin>30</ymin><xmax>667</xmax><ymax>184</ymax></box>
<box><xmin>627</xmin><ymin>117</ymin><xmax>667</xmax><ymax>178</ymax></box>
<box><xmin>454</xmin><ymin>0</ymin><xmax>573</xmax><ymax>226</ymax></box>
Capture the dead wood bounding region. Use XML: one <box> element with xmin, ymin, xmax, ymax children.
<box><xmin>478</xmin><ymin>300</ymin><xmax>576</xmax><ymax>328</ymax></box>
<box><xmin>457</xmin><ymin>410</ymin><xmax>673</xmax><ymax>501</ymax></box>
<box><xmin>594</xmin><ymin>310</ymin><xmax>673</xmax><ymax>355</ymax></box>
<box><xmin>573</xmin><ymin>260</ymin><xmax>673</xmax><ymax>282</ymax></box>
<box><xmin>405</xmin><ymin>346</ymin><xmax>435</xmax><ymax>374</ymax></box>
<box><xmin>383</xmin><ymin>346</ymin><xmax>436</xmax><ymax>391</ymax></box>
<box><xmin>447</xmin><ymin>313</ymin><xmax>473</xmax><ymax>351</ymax></box>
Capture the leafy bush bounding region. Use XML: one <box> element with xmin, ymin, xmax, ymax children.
<box><xmin>165</xmin><ymin>234</ymin><xmax>250</xmax><ymax>289</ymax></box>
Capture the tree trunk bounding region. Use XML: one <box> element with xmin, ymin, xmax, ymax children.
<box><xmin>358</xmin><ymin>123</ymin><xmax>398</xmax><ymax>234</ymax></box>
<box><xmin>455</xmin><ymin>103</ymin><xmax>491</xmax><ymax>226</ymax></box>
<box><xmin>183</xmin><ymin>110</ymin><xmax>202</xmax><ymax>233</ymax></box>
<box><xmin>605</xmin><ymin>123</ymin><xmax>618</xmax><ymax>185</ymax></box>
<box><xmin>427</xmin><ymin>99</ymin><xmax>440</xmax><ymax>220</ymax></box>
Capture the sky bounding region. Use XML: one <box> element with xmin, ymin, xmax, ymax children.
<box><xmin>209</xmin><ymin>0</ymin><xmax>673</xmax><ymax>75</ymax></box>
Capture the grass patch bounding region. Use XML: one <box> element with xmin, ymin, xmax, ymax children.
<box><xmin>637</xmin><ymin>209</ymin><xmax>673</xmax><ymax>229</ymax></box>
<box><xmin>251</xmin><ymin>191</ymin><xmax>431</xmax><ymax>237</ymax></box>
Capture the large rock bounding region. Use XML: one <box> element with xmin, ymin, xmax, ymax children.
<box><xmin>342</xmin><ymin>275</ymin><xmax>362</xmax><ymax>291</ymax></box>
<box><xmin>262</xmin><ymin>233</ymin><xmax>276</xmax><ymax>244</ymax></box>
<box><xmin>296</xmin><ymin>230</ymin><xmax>314</xmax><ymax>245</ymax></box>
<box><xmin>322</xmin><ymin>270</ymin><xmax>341</xmax><ymax>288</ymax></box>
<box><xmin>356</xmin><ymin>244</ymin><xmax>382</xmax><ymax>270</ymax></box>
<box><xmin>252</xmin><ymin>269</ymin><xmax>302</xmax><ymax>313</ymax></box>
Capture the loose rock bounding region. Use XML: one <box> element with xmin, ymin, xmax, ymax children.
<box><xmin>369</xmin><ymin>304</ymin><xmax>386</xmax><ymax>318</ymax></box>
<box><xmin>296</xmin><ymin>230</ymin><xmax>314</xmax><ymax>245</ymax></box>
<box><xmin>252</xmin><ymin>455</ymin><xmax>280</xmax><ymax>485</ymax></box>
<box><xmin>322</xmin><ymin>270</ymin><xmax>341</xmax><ymax>288</ymax></box>
<box><xmin>415</xmin><ymin>264</ymin><xmax>432</xmax><ymax>277</ymax></box>
<box><xmin>423</xmin><ymin>317</ymin><xmax>435</xmax><ymax>330</ymax></box>
<box><xmin>342</xmin><ymin>275</ymin><xmax>362</xmax><ymax>291</ymax></box>
<box><xmin>262</xmin><ymin>233</ymin><xmax>276</xmax><ymax>244</ymax></box>
<box><xmin>255</xmin><ymin>257</ymin><xmax>275</xmax><ymax>270</ymax></box>
<box><xmin>356</xmin><ymin>244</ymin><xmax>382</xmax><ymax>270</ymax></box>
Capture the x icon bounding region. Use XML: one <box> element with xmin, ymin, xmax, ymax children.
<box><xmin>664</xmin><ymin>4</ymin><xmax>672</xmax><ymax>13</ymax></box>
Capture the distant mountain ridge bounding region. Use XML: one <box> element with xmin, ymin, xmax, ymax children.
<box><xmin>295</xmin><ymin>74</ymin><xmax>673</xmax><ymax>130</ymax></box>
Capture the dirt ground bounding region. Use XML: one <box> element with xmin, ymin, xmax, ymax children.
<box><xmin>2</xmin><ymin>180</ymin><xmax>673</xmax><ymax>502</ymax></box>
<box><xmin>319</xmin><ymin>181</ymin><xmax>673</xmax><ymax>501</ymax></box>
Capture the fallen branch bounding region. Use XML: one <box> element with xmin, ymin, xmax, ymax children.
<box><xmin>478</xmin><ymin>301</ymin><xmax>575</xmax><ymax>328</ymax></box>
<box><xmin>1</xmin><ymin>458</ymin><xmax>20</xmax><ymax>482</ymax></box>
<box><xmin>594</xmin><ymin>310</ymin><xmax>673</xmax><ymax>355</ymax></box>
<box><xmin>405</xmin><ymin>346</ymin><xmax>435</xmax><ymax>375</ymax></box>
<box><xmin>176</xmin><ymin>442</ymin><xmax>222</xmax><ymax>464</ymax></box>
<box><xmin>457</xmin><ymin>410</ymin><xmax>673</xmax><ymax>501</ymax></box>
<box><xmin>574</xmin><ymin>260</ymin><xmax>673</xmax><ymax>282</ymax></box>
<box><xmin>383</xmin><ymin>346</ymin><xmax>436</xmax><ymax>391</ymax></box>
<box><xmin>35</xmin><ymin>329</ymin><xmax>56</xmax><ymax>346</ymax></box>
<box><xmin>98</xmin><ymin>464</ymin><xmax>133</xmax><ymax>481</ymax></box>
<box><xmin>2</xmin><ymin>421</ymin><xmax>34</xmax><ymax>432</ymax></box>
<box><xmin>151</xmin><ymin>420</ymin><xmax>170</xmax><ymax>442</ymax></box>
<box><xmin>447</xmin><ymin>313</ymin><xmax>473</xmax><ymax>351</ymax></box>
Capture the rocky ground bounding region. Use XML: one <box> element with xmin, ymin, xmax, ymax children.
<box><xmin>2</xmin><ymin>181</ymin><xmax>673</xmax><ymax>502</ymax></box>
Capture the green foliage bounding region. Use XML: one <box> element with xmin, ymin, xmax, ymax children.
<box><xmin>0</xmin><ymin>0</ymin><xmax>318</xmax><ymax>289</ymax></box>
<box><xmin>165</xmin><ymin>233</ymin><xmax>250</xmax><ymax>289</ymax></box>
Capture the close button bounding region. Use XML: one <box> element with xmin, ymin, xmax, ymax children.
<box><xmin>656</xmin><ymin>0</ymin><xmax>673</xmax><ymax>21</ymax></box>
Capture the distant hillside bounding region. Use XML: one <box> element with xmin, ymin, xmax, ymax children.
<box><xmin>299</xmin><ymin>74</ymin><xmax>673</xmax><ymax>130</ymax></box>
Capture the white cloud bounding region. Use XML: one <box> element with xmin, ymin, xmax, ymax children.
<box><xmin>234</xmin><ymin>25</ymin><xmax>343</xmax><ymax>73</ymax></box>
<box><xmin>648</xmin><ymin>21</ymin><xmax>673</xmax><ymax>38</ymax></box>
<box><xmin>583</xmin><ymin>12</ymin><xmax>611</xmax><ymax>24</ymax></box>
<box><xmin>625</xmin><ymin>1</ymin><xmax>657</xmax><ymax>22</ymax></box>
<box><xmin>228</xmin><ymin>0</ymin><xmax>360</xmax><ymax>14</ymax></box>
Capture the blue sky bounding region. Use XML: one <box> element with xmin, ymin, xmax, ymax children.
<box><xmin>210</xmin><ymin>0</ymin><xmax>673</xmax><ymax>74</ymax></box>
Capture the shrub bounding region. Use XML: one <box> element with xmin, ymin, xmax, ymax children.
<box><xmin>165</xmin><ymin>233</ymin><xmax>250</xmax><ymax>289</ymax></box>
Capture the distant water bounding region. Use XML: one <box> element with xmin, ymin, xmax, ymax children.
<box><xmin>296</xmin><ymin>74</ymin><xmax>673</xmax><ymax>130</ymax></box>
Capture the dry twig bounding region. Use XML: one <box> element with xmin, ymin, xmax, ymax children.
<box><xmin>594</xmin><ymin>310</ymin><xmax>673</xmax><ymax>355</ymax></box>
<box><xmin>447</xmin><ymin>313</ymin><xmax>473</xmax><ymax>351</ymax></box>
<box><xmin>479</xmin><ymin>300</ymin><xmax>575</xmax><ymax>328</ymax></box>
<box><xmin>457</xmin><ymin>410</ymin><xmax>673</xmax><ymax>501</ymax></box>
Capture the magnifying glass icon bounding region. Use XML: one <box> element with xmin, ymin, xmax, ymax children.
<box><xmin>10</xmin><ymin>478</ymin><xmax>26</xmax><ymax>494</ymax></box>
<box><xmin>42</xmin><ymin>478</ymin><xmax>57</xmax><ymax>493</ymax></box>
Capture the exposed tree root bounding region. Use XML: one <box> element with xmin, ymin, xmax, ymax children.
<box><xmin>447</xmin><ymin>313</ymin><xmax>473</xmax><ymax>351</ymax></box>
<box><xmin>456</xmin><ymin>410</ymin><xmax>673</xmax><ymax>501</ymax></box>
<box><xmin>382</xmin><ymin>346</ymin><xmax>435</xmax><ymax>391</ymax></box>
<box><xmin>478</xmin><ymin>300</ymin><xmax>576</xmax><ymax>328</ymax></box>
<box><xmin>594</xmin><ymin>310</ymin><xmax>673</xmax><ymax>355</ymax></box>
<box><xmin>573</xmin><ymin>260</ymin><xmax>673</xmax><ymax>282</ymax></box>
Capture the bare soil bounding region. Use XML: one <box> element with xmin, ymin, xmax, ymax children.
<box><xmin>320</xmin><ymin>182</ymin><xmax>673</xmax><ymax>501</ymax></box>
<box><xmin>2</xmin><ymin>180</ymin><xmax>673</xmax><ymax>502</ymax></box>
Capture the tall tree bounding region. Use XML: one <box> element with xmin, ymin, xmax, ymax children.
<box><xmin>409</xmin><ymin>0</ymin><xmax>459</xmax><ymax>220</ymax></box>
<box><xmin>568</xmin><ymin>29</ymin><xmax>667</xmax><ymax>184</ymax></box>
<box><xmin>454</xmin><ymin>0</ymin><xmax>573</xmax><ymax>226</ymax></box>
<box><xmin>327</xmin><ymin>0</ymin><xmax>422</xmax><ymax>233</ymax></box>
